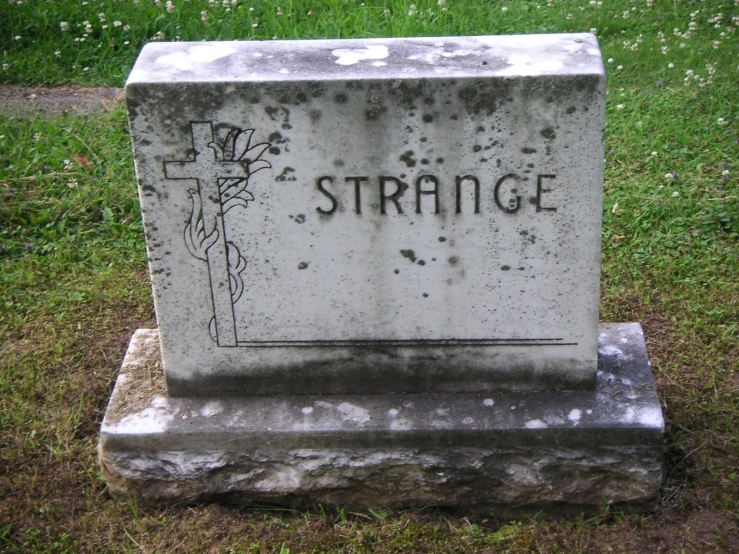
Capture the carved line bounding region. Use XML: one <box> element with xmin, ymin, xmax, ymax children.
<box><xmin>232</xmin><ymin>339</ymin><xmax>578</xmax><ymax>348</ymax></box>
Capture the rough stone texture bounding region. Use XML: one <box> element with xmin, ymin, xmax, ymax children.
<box><xmin>99</xmin><ymin>323</ymin><xmax>663</xmax><ymax>510</ymax></box>
<box><xmin>126</xmin><ymin>35</ymin><xmax>606</xmax><ymax>396</ymax></box>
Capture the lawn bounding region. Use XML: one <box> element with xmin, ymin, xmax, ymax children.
<box><xmin>1</xmin><ymin>0</ymin><xmax>738</xmax><ymax>552</ymax></box>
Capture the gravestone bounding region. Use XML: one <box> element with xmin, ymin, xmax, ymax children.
<box><xmin>99</xmin><ymin>34</ymin><xmax>664</xmax><ymax>511</ymax></box>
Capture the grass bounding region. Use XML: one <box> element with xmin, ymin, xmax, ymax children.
<box><xmin>1</xmin><ymin>0</ymin><xmax>738</xmax><ymax>552</ymax></box>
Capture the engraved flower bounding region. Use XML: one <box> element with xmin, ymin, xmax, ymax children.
<box><xmin>210</xmin><ymin>128</ymin><xmax>271</xmax><ymax>214</ymax></box>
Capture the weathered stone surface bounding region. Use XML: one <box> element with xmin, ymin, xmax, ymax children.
<box><xmin>126</xmin><ymin>35</ymin><xmax>606</xmax><ymax>396</ymax></box>
<box><xmin>99</xmin><ymin>323</ymin><xmax>663</xmax><ymax>510</ymax></box>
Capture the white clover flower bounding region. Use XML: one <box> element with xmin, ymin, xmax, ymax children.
<box><xmin>2</xmin><ymin>63</ymin><xmax>9</xmax><ymax>72</ymax></box>
<box><xmin>166</xmin><ymin>1</ymin><xmax>175</xmax><ymax>13</ymax></box>
<box><xmin>98</xmin><ymin>12</ymin><xmax>105</xmax><ymax>22</ymax></box>
<box><xmin>113</xmin><ymin>20</ymin><xmax>122</xmax><ymax>27</ymax></box>
<box><xmin>665</xmin><ymin>173</ymin><xmax>675</xmax><ymax>180</ymax></box>
<box><xmin>252</xmin><ymin>22</ymin><xmax>258</xmax><ymax>28</ymax></box>
<box><xmin>722</xmin><ymin>169</ymin><xmax>730</xmax><ymax>176</ymax></box>
<box><xmin>55</xmin><ymin>50</ymin><xmax>61</xmax><ymax>57</ymax></box>
<box><xmin>67</xmin><ymin>179</ymin><xmax>78</xmax><ymax>189</ymax></box>
<box><xmin>616</xmin><ymin>104</ymin><xmax>624</xmax><ymax>110</ymax></box>
<box><xmin>672</xmin><ymin>191</ymin><xmax>679</xmax><ymax>197</ymax></box>
<box><xmin>201</xmin><ymin>10</ymin><xmax>208</xmax><ymax>22</ymax></box>
<box><xmin>668</xmin><ymin>62</ymin><xmax>674</xmax><ymax>68</ymax></box>
<box><xmin>33</xmin><ymin>132</ymin><xmax>43</xmax><ymax>141</ymax></box>
<box><xmin>14</xmin><ymin>36</ymin><xmax>21</xmax><ymax>40</ymax></box>
<box><xmin>437</xmin><ymin>0</ymin><xmax>445</xmax><ymax>5</ymax></box>
<box><xmin>651</xmin><ymin>152</ymin><xmax>658</xmax><ymax>157</ymax></box>
<box><xmin>617</xmin><ymin>65</ymin><xmax>623</xmax><ymax>70</ymax></box>
<box><xmin>502</xmin><ymin>6</ymin><xmax>508</xmax><ymax>12</ymax></box>
<box><xmin>124</xmin><ymin>41</ymin><xmax>130</xmax><ymax>45</ymax></box>
<box><xmin>60</xmin><ymin>21</ymin><xmax>69</xmax><ymax>31</ymax></box>
<box><xmin>123</xmin><ymin>24</ymin><xmax>131</xmax><ymax>31</ymax></box>
<box><xmin>718</xmin><ymin>117</ymin><xmax>727</xmax><ymax>125</ymax></box>
<box><xmin>590</xmin><ymin>28</ymin><xmax>597</xmax><ymax>34</ymax></box>
<box><xmin>607</xmin><ymin>58</ymin><xmax>614</xmax><ymax>63</ymax></box>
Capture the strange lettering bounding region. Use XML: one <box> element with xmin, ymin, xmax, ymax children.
<box><xmin>315</xmin><ymin>173</ymin><xmax>558</xmax><ymax>215</ymax></box>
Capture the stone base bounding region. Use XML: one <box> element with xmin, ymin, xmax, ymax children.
<box><xmin>99</xmin><ymin>323</ymin><xmax>663</xmax><ymax>511</ymax></box>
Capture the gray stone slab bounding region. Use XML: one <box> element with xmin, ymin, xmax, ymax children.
<box><xmin>126</xmin><ymin>34</ymin><xmax>606</xmax><ymax>396</ymax></box>
<box><xmin>99</xmin><ymin>323</ymin><xmax>663</xmax><ymax>510</ymax></box>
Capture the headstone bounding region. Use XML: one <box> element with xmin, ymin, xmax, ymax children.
<box><xmin>100</xmin><ymin>34</ymin><xmax>664</xmax><ymax>511</ymax></box>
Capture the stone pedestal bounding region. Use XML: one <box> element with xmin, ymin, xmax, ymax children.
<box><xmin>99</xmin><ymin>323</ymin><xmax>663</xmax><ymax>510</ymax></box>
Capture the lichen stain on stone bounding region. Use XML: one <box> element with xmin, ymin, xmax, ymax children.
<box><xmin>458</xmin><ymin>80</ymin><xmax>511</xmax><ymax>116</ymax></box>
<box><xmin>540</xmin><ymin>128</ymin><xmax>556</xmax><ymax>140</ymax></box>
<box><xmin>387</xmin><ymin>80</ymin><xmax>427</xmax><ymax>109</ymax></box>
<box><xmin>400</xmin><ymin>249</ymin><xmax>417</xmax><ymax>263</ymax></box>
<box><xmin>268</xmin><ymin>131</ymin><xmax>288</xmax><ymax>144</ymax></box>
<box><xmin>400</xmin><ymin>151</ymin><xmax>417</xmax><ymax>168</ymax></box>
<box><xmin>365</xmin><ymin>98</ymin><xmax>388</xmax><ymax>121</ymax></box>
<box><xmin>275</xmin><ymin>167</ymin><xmax>296</xmax><ymax>182</ymax></box>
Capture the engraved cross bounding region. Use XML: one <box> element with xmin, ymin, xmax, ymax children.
<box><xmin>163</xmin><ymin>122</ymin><xmax>250</xmax><ymax>188</ymax></box>
<box><xmin>162</xmin><ymin>121</ymin><xmax>246</xmax><ymax>347</ymax></box>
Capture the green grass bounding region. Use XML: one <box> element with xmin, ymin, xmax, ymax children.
<box><xmin>1</xmin><ymin>0</ymin><xmax>738</xmax><ymax>552</ymax></box>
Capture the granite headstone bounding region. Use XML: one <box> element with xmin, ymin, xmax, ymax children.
<box><xmin>100</xmin><ymin>34</ymin><xmax>663</xmax><ymax>511</ymax></box>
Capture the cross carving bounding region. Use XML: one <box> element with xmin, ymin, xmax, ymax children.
<box><xmin>162</xmin><ymin>122</ymin><xmax>242</xmax><ymax>347</ymax></box>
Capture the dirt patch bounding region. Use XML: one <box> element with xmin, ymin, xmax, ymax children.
<box><xmin>0</xmin><ymin>85</ymin><xmax>125</xmax><ymax>116</ymax></box>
